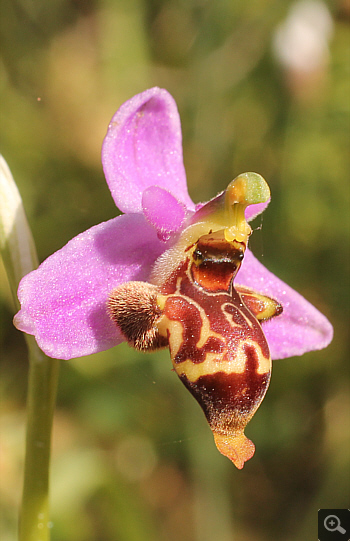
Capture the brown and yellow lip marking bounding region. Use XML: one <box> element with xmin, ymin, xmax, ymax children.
<box><xmin>108</xmin><ymin>173</ymin><xmax>282</xmax><ymax>469</ymax></box>
<box><xmin>191</xmin><ymin>230</ymin><xmax>245</xmax><ymax>292</ymax></box>
<box><xmin>174</xmin><ymin>338</ymin><xmax>271</xmax><ymax>382</ymax></box>
<box><xmin>160</xmin><ymin>262</ymin><xmax>272</xmax><ymax>468</ymax></box>
<box><xmin>236</xmin><ymin>285</ymin><xmax>283</xmax><ymax>322</ymax></box>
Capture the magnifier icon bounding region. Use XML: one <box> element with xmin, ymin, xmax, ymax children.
<box><xmin>324</xmin><ymin>515</ymin><xmax>346</xmax><ymax>534</ymax></box>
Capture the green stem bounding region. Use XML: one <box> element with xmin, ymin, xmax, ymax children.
<box><xmin>19</xmin><ymin>336</ymin><xmax>60</xmax><ymax>541</ymax></box>
<box><xmin>0</xmin><ymin>155</ymin><xmax>60</xmax><ymax>541</ymax></box>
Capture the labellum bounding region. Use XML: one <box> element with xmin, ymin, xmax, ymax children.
<box><xmin>108</xmin><ymin>173</ymin><xmax>282</xmax><ymax>469</ymax></box>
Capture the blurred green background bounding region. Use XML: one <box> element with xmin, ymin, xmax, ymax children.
<box><xmin>1</xmin><ymin>0</ymin><xmax>349</xmax><ymax>540</ymax></box>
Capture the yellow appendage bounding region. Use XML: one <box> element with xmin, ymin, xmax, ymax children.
<box><xmin>213</xmin><ymin>431</ymin><xmax>255</xmax><ymax>469</ymax></box>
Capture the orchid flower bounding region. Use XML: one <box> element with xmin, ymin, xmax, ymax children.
<box><xmin>14</xmin><ymin>87</ymin><xmax>333</xmax><ymax>468</ymax></box>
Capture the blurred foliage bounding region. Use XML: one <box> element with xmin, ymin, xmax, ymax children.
<box><xmin>1</xmin><ymin>0</ymin><xmax>349</xmax><ymax>540</ymax></box>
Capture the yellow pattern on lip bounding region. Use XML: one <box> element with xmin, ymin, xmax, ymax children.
<box><xmin>174</xmin><ymin>339</ymin><xmax>271</xmax><ymax>382</ymax></box>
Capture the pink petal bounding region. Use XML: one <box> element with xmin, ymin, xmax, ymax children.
<box><xmin>14</xmin><ymin>214</ymin><xmax>165</xmax><ymax>360</ymax></box>
<box><xmin>102</xmin><ymin>87</ymin><xmax>195</xmax><ymax>214</ymax></box>
<box><xmin>237</xmin><ymin>249</ymin><xmax>333</xmax><ymax>359</ymax></box>
<box><xmin>245</xmin><ymin>200</ymin><xmax>270</xmax><ymax>222</ymax></box>
<box><xmin>142</xmin><ymin>186</ymin><xmax>191</xmax><ymax>241</ymax></box>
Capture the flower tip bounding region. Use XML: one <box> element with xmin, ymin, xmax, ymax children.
<box><xmin>320</xmin><ymin>314</ymin><xmax>334</xmax><ymax>349</ymax></box>
<box><xmin>223</xmin><ymin>173</ymin><xmax>270</xmax><ymax>244</ymax></box>
<box><xmin>13</xmin><ymin>309</ymin><xmax>35</xmax><ymax>336</ymax></box>
<box><xmin>227</xmin><ymin>172</ymin><xmax>270</xmax><ymax>206</ymax></box>
<box><xmin>213</xmin><ymin>431</ymin><xmax>255</xmax><ymax>469</ymax></box>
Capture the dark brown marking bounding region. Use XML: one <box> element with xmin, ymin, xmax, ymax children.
<box><xmin>193</xmin><ymin>230</ymin><xmax>245</xmax><ymax>265</ymax></box>
<box><xmin>180</xmin><ymin>346</ymin><xmax>270</xmax><ymax>434</ymax></box>
<box><xmin>191</xmin><ymin>261</ymin><xmax>237</xmax><ymax>292</ymax></box>
<box><xmin>166</xmin><ymin>271</ymin><xmax>271</xmax><ymax>361</ymax></box>
<box><xmin>191</xmin><ymin>231</ymin><xmax>245</xmax><ymax>293</ymax></box>
<box><xmin>237</xmin><ymin>286</ymin><xmax>283</xmax><ymax>322</ymax></box>
<box><xmin>162</xmin><ymin>245</ymin><xmax>272</xmax><ymax>438</ymax></box>
<box><xmin>164</xmin><ymin>296</ymin><xmax>225</xmax><ymax>364</ymax></box>
<box><xmin>160</xmin><ymin>259</ymin><xmax>188</xmax><ymax>296</ymax></box>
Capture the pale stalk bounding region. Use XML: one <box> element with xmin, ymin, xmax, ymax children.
<box><xmin>0</xmin><ymin>155</ymin><xmax>59</xmax><ymax>541</ymax></box>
